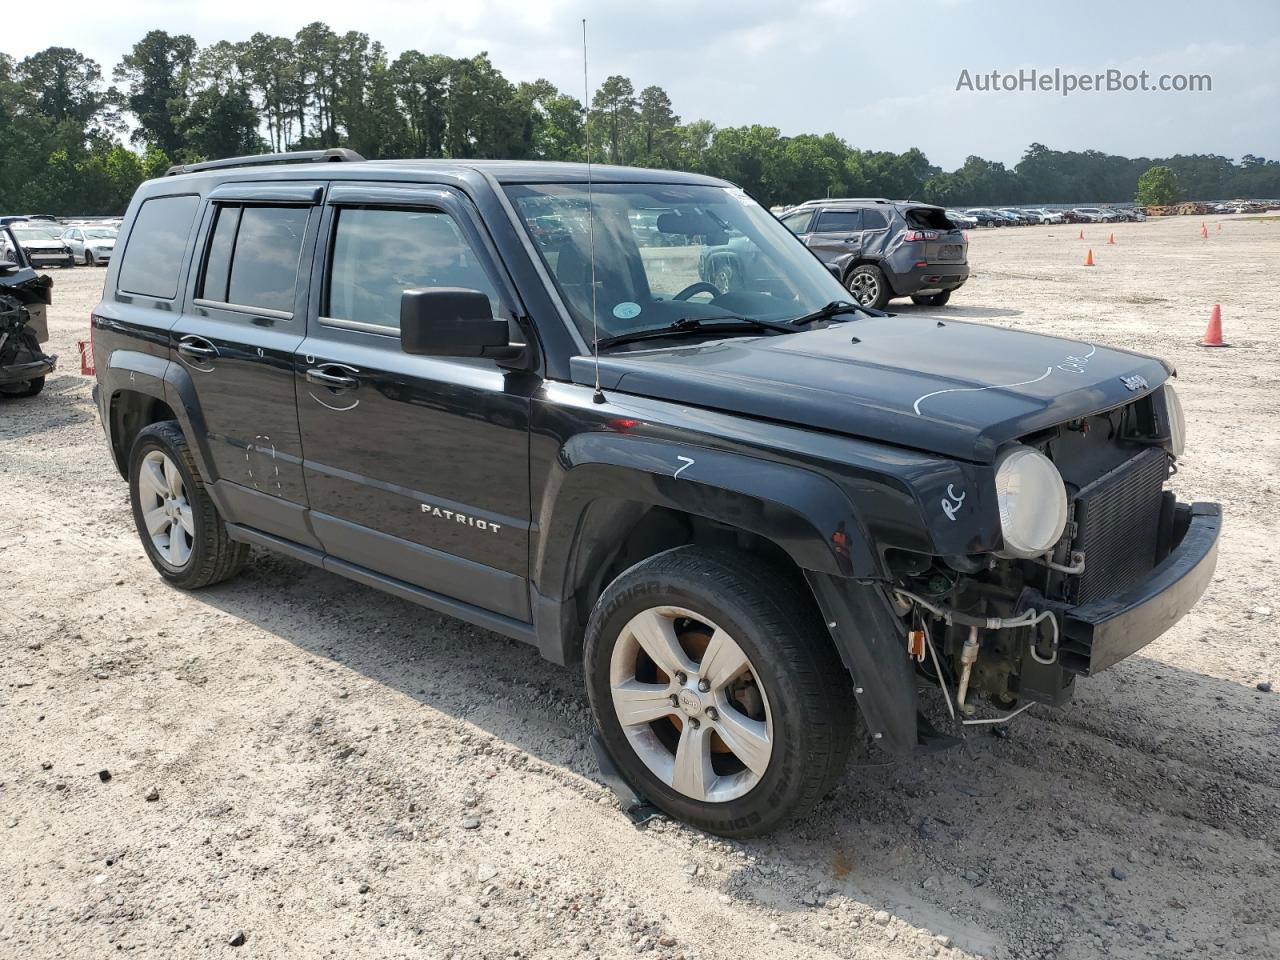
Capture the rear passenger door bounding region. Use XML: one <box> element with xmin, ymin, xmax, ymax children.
<box><xmin>293</xmin><ymin>183</ymin><xmax>534</xmax><ymax>622</ymax></box>
<box><xmin>172</xmin><ymin>182</ymin><xmax>322</xmax><ymax>543</ymax></box>
<box><xmin>805</xmin><ymin>208</ymin><xmax>864</xmax><ymax>265</ymax></box>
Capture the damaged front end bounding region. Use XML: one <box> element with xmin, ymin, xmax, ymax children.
<box><xmin>890</xmin><ymin>384</ymin><xmax>1220</xmax><ymax>728</ymax></box>
<box><xmin>1</xmin><ymin>225</ymin><xmax>57</xmax><ymax>395</ymax></box>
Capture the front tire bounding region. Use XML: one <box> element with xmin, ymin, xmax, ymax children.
<box><xmin>911</xmin><ymin>290</ymin><xmax>951</xmax><ymax>306</ymax></box>
<box><xmin>128</xmin><ymin>421</ymin><xmax>249</xmax><ymax>589</ymax></box>
<box><xmin>584</xmin><ymin>547</ymin><xmax>855</xmax><ymax>837</ymax></box>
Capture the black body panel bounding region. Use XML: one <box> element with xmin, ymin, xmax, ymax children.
<box><xmin>91</xmin><ymin>157</ymin><xmax>1220</xmax><ymax>763</ymax></box>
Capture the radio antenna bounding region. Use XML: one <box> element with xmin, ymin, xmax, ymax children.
<box><xmin>583</xmin><ymin>18</ymin><xmax>605</xmax><ymax>404</ymax></box>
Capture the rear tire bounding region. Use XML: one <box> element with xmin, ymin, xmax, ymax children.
<box><xmin>584</xmin><ymin>546</ymin><xmax>855</xmax><ymax>837</ymax></box>
<box><xmin>128</xmin><ymin>421</ymin><xmax>249</xmax><ymax>589</ymax></box>
<box><xmin>845</xmin><ymin>264</ymin><xmax>891</xmax><ymax>310</ymax></box>
<box><xmin>911</xmin><ymin>290</ymin><xmax>951</xmax><ymax>306</ymax></box>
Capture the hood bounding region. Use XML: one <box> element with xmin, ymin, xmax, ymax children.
<box><xmin>571</xmin><ymin>316</ymin><xmax>1170</xmax><ymax>462</ymax></box>
<box><xmin>20</xmin><ymin>240</ymin><xmax>64</xmax><ymax>251</ymax></box>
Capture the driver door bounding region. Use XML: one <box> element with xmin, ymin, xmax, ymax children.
<box><xmin>294</xmin><ymin>183</ymin><xmax>535</xmax><ymax>622</ymax></box>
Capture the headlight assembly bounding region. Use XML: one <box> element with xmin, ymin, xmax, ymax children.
<box><xmin>994</xmin><ymin>445</ymin><xmax>1068</xmax><ymax>559</ymax></box>
<box><xmin>1163</xmin><ymin>384</ymin><xmax>1185</xmax><ymax>457</ymax></box>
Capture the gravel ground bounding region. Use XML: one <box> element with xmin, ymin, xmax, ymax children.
<box><xmin>2</xmin><ymin>214</ymin><xmax>1277</xmax><ymax>960</ymax></box>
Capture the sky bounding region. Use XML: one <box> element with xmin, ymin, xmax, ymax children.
<box><xmin>6</xmin><ymin>0</ymin><xmax>1279</xmax><ymax>170</ymax></box>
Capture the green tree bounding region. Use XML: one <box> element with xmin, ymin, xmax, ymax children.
<box><xmin>17</xmin><ymin>47</ymin><xmax>117</xmax><ymax>132</ymax></box>
<box><xmin>1135</xmin><ymin>165</ymin><xmax>1180</xmax><ymax>206</ymax></box>
<box><xmin>591</xmin><ymin>75</ymin><xmax>636</xmax><ymax>164</ymax></box>
<box><xmin>635</xmin><ymin>85</ymin><xmax>677</xmax><ymax>164</ymax></box>
<box><xmin>114</xmin><ymin>30</ymin><xmax>196</xmax><ymax>157</ymax></box>
<box><xmin>392</xmin><ymin>51</ymin><xmax>452</xmax><ymax>157</ymax></box>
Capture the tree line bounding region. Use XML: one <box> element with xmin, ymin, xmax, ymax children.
<box><xmin>3</xmin><ymin>26</ymin><xmax>1279</xmax><ymax>216</ymax></box>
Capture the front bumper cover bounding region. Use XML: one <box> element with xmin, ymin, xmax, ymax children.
<box><xmin>1027</xmin><ymin>501</ymin><xmax>1221</xmax><ymax>675</ymax></box>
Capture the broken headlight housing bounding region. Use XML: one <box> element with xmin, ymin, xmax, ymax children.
<box><xmin>994</xmin><ymin>444</ymin><xmax>1068</xmax><ymax>559</ymax></box>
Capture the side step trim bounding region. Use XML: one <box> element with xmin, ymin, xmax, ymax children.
<box><xmin>225</xmin><ymin>523</ymin><xmax>538</xmax><ymax>647</ymax></box>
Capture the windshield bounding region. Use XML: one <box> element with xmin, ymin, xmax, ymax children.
<box><xmin>506</xmin><ymin>182</ymin><xmax>850</xmax><ymax>345</ymax></box>
<box><xmin>13</xmin><ymin>228</ymin><xmax>59</xmax><ymax>241</ymax></box>
<box><xmin>84</xmin><ymin>228</ymin><xmax>117</xmax><ymax>239</ymax></box>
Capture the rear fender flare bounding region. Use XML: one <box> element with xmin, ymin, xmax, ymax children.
<box><xmin>100</xmin><ymin>350</ymin><xmax>215</xmax><ymax>481</ymax></box>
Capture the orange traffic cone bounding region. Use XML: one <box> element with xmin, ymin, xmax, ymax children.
<box><xmin>1084</xmin><ymin>249</ymin><xmax>1095</xmax><ymax>267</ymax></box>
<box><xmin>1199</xmin><ymin>304</ymin><xmax>1230</xmax><ymax>347</ymax></box>
<box><xmin>1201</xmin><ymin>224</ymin><xmax>1209</xmax><ymax>239</ymax></box>
<box><xmin>1107</xmin><ymin>233</ymin><xmax>1116</xmax><ymax>244</ymax></box>
<box><xmin>1078</xmin><ymin>229</ymin><xmax>1084</xmax><ymax>240</ymax></box>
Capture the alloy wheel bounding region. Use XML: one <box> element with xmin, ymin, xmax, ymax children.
<box><xmin>137</xmin><ymin>449</ymin><xmax>195</xmax><ymax>567</ymax></box>
<box><xmin>847</xmin><ymin>271</ymin><xmax>878</xmax><ymax>306</ymax></box>
<box><xmin>608</xmin><ymin>606</ymin><xmax>773</xmax><ymax>803</ymax></box>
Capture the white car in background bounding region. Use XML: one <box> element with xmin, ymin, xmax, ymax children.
<box><xmin>61</xmin><ymin>225</ymin><xmax>118</xmax><ymax>265</ymax></box>
<box><xmin>1023</xmin><ymin>208</ymin><xmax>1066</xmax><ymax>225</ymax></box>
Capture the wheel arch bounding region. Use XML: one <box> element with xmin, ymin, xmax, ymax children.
<box><xmin>530</xmin><ymin>434</ymin><xmax>881</xmax><ymax>667</ymax></box>
<box><xmin>101</xmin><ymin>352</ymin><xmax>215</xmax><ymax>482</ymax></box>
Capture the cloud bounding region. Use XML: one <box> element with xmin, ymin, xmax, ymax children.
<box><xmin>4</xmin><ymin>0</ymin><xmax>1277</xmax><ymax>169</ymax></box>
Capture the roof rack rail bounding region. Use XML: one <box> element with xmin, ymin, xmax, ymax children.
<box><xmin>165</xmin><ymin>148</ymin><xmax>365</xmax><ymax>177</ymax></box>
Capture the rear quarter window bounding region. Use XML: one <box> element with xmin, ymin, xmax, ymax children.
<box><xmin>117</xmin><ymin>195</ymin><xmax>200</xmax><ymax>299</ymax></box>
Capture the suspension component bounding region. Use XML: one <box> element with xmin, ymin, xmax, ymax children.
<box><xmin>955</xmin><ymin>626</ymin><xmax>981</xmax><ymax>716</ymax></box>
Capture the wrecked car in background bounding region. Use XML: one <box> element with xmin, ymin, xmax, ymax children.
<box><xmin>1</xmin><ymin>224</ymin><xmax>57</xmax><ymax>398</ymax></box>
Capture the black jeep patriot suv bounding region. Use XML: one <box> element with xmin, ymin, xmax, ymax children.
<box><xmin>92</xmin><ymin>150</ymin><xmax>1219</xmax><ymax>837</ymax></box>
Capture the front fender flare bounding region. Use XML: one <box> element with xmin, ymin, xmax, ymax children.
<box><xmin>531</xmin><ymin>432</ymin><xmax>883</xmax><ymax>663</ymax></box>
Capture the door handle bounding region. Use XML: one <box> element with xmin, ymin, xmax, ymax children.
<box><xmin>306</xmin><ymin>367</ymin><xmax>359</xmax><ymax>390</ymax></box>
<box><xmin>178</xmin><ymin>337</ymin><xmax>218</xmax><ymax>362</ymax></box>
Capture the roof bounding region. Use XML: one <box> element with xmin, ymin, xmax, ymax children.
<box><xmin>158</xmin><ymin>153</ymin><xmax>732</xmax><ymax>189</ymax></box>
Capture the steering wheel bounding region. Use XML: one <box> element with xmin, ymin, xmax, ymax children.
<box><xmin>672</xmin><ymin>281</ymin><xmax>722</xmax><ymax>301</ymax></box>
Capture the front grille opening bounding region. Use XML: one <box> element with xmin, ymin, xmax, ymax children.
<box><xmin>1067</xmin><ymin>446</ymin><xmax>1170</xmax><ymax>605</ymax></box>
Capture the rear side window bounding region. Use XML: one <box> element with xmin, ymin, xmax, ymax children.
<box><xmin>197</xmin><ymin>204</ymin><xmax>310</xmax><ymax>314</ymax></box>
<box><xmin>815</xmin><ymin>210</ymin><xmax>862</xmax><ymax>233</ymax></box>
<box><xmin>904</xmin><ymin>207</ymin><xmax>951</xmax><ymax>230</ymax></box>
<box><xmin>117</xmin><ymin>195</ymin><xmax>199</xmax><ymax>299</ymax></box>
<box><xmin>860</xmin><ymin>209</ymin><xmax>888</xmax><ymax>230</ymax></box>
<box><xmin>325</xmin><ymin>207</ymin><xmax>504</xmax><ymax>333</ymax></box>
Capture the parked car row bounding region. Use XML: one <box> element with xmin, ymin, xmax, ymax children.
<box><xmin>951</xmin><ymin>206</ymin><xmax>1146</xmax><ymax>227</ymax></box>
<box><xmin>0</xmin><ymin>215</ymin><xmax>120</xmax><ymax>268</ymax></box>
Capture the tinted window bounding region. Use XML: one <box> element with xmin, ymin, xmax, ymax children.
<box><xmin>326</xmin><ymin>207</ymin><xmax>504</xmax><ymax>332</ymax></box>
<box><xmin>118</xmin><ymin>195</ymin><xmax>199</xmax><ymax>299</ymax></box>
<box><xmin>779</xmin><ymin>210</ymin><xmax>813</xmax><ymax>234</ymax></box>
<box><xmin>226</xmin><ymin>206</ymin><xmax>309</xmax><ymax>313</ymax></box>
<box><xmin>861</xmin><ymin>209</ymin><xmax>888</xmax><ymax>230</ymax></box>
<box><xmin>815</xmin><ymin>210</ymin><xmax>862</xmax><ymax>233</ymax></box>
<box><xmin>199</xmin><ymin>205</ymin><xmax>240</xmax><ymax>302</ymax></box>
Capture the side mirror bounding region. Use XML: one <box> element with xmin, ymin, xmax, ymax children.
<box><xmin>399</xmin><ymin>287</ymin><xmax>522</xmax><ymax>361</ymax></box>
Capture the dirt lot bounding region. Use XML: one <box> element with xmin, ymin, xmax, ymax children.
<box><xmin>2</xmin><ymin>214</ymin><xmax>1278</xmax><ymax>960</ymax></box>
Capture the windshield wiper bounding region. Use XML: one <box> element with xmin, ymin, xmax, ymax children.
<box><xmin>789</xmin><ymin>300</ymin><xmax>885</xmax><ymax>326</ymax></box>
<box><xmin>595</xmin><ymin>315</ymin><xmax>796</xmax><ymax>350</ymax></box>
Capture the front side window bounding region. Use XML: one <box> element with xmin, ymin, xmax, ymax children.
<box><xmin>117</xmin><ymin>195</ymin><xmax>200</xmax><ymax>299</ymax></box>
<box><xmin>507</xmin><ymin>182</ymin><xmax>851</xmax><ymax>344</ymax></box>
<box><xmin>325</xmin><ymin>207</ymin><xmax>506</xmax><ymax>332</ymax></box>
